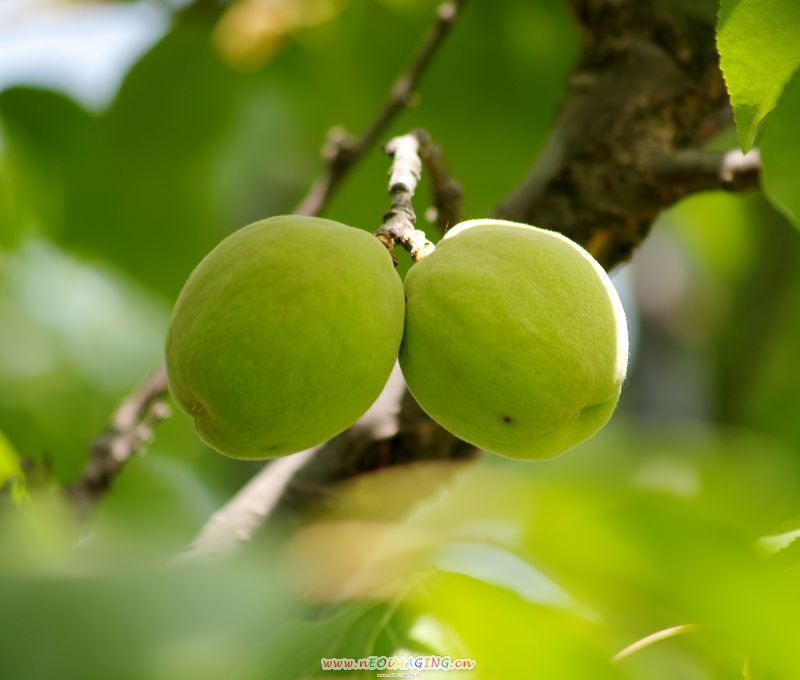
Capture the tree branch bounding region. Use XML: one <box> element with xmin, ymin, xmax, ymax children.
<box><xmin>374</xmin><ymin>128</ymin><xmax>462</xmax><ymax>258</ymax></box>
<box><xmin>182</xmin><ymin>446</ymin><xmax>319</xmax><ymax>559</ymax></box>
<box><xmin>67</xmin><ymin>365</ymin><xmax>170</xmax><ymax>509</ymax></box>
<box><xmin>647</xmin><ymin>148</ymin><xmax>761</xmax><ymax>194</ymax></box>
<box><xmin>416</xmin><ymin>128</ymin><xmax>463</xmax><ymax>231</ymax></box>
<box><xmin>497</xmin><ymin>0</ymin><xmax>742</xmax><ymax>269</ymax></box>
<box><xmin>375</xmin><ymin>133</ymin><xmax>435</xmax><ymax>261</ymax></box>
<box><xmin>296</xmin><ymin>0</ymin><xmax>468</xmax><ymax>217</ymax></box>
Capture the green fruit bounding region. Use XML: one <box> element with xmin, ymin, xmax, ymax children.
<box><xmin>399</xmin><ymin>219</ymin><xmax>628</xmax><ymax>459</ymax></box>
<box><xmin>166</xmin><ymin>215</ymin><xmax>404</xmax><ymax>459</ymax></box>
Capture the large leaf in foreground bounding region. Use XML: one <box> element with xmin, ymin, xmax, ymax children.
<box><xmin>717</xmin><ymin>0</ymin><xmax>800</xmax><ymax>150</ymax></box>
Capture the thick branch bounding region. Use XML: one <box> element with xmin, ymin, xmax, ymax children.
<box><xmin>497</xmin><ymin>0</ymin><xmax>741</xmax><ymax>269</ymax></box>
<box><xmin>296</xmin><ymin>0</ymin><xmax>468</xmax><ymax>217</ymax></box>
<box><xmin>375</xmin><ymin>133</ymin><xmax>435</xmax><ymax>261</ymax></box>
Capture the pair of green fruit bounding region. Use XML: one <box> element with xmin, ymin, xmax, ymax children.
<box><xmin>165</xmin><ymin>215</ymin><xmax>628</xmax><ymax>461</ymax></box>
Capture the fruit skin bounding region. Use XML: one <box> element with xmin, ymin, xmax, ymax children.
<box><xmin>166</xmin><ymin>215</ymin><xmax>404</xmax><ymax>459</ymax></box>
<box><xmin>399</xmin><ymin>219</ymin><xmax>628</xmax><ymax>460</ymax></box>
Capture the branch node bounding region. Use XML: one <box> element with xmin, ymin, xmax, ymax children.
<box><xmin>322</xmin><ymin>126</ymin><xmax>357</xmax><ymax>166</ymax></box>
<box><xmin>437</xmin><ymin>1</ymin><xmax>458</xmax><ymax>23</ymax></box>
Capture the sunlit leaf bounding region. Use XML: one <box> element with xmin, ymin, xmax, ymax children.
<box><xmin>717</xmin><ymin>0</ymin><xmax>800</xmax><ymax>150</ymax></box>
<box><xmin>0</xmin><ymin>430</ymin><xmax>27</xmax><ymax>504</ymax></box>
<box><xmin>233</xmin><ymin>601</ymin><xmax>404</xmax><ymax>679</ymax></box>
<box><xmin>0</xmin><ymin>240</ymin><xmax>168</xmax><ymax>482</ymax></box>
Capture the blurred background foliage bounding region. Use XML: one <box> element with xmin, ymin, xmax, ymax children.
<box><xmin>1</xmin><ymin>0</ymin><xmax>800</xmax><ymax>678</ymax></box>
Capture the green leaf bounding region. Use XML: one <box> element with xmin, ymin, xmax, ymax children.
<box><xmin>234</xmin><ymin>602</ymin><xmax>401</xmax><ymax>679</ymax></box>
<box><xmin>60</xmin><ymin>12</ymin><xmax>251</xmax><ymax>298</ymax></box>
<box><xmin>761</xmin><ymin>68</ymin><xmax>800</xmax><ymax>228</ymax></box>
<box><xmin>717</xmin><ymin>0</ymin><xmax>800</xmax><ymax>150</ymax></box>
<box><xmin>0</xmin><ymin>88</ymin><xmax>94</xmax><ymax>247</ymax></box>
<box><xmin>0</xmin><ymin>430</ymin><xmax>27</xmax><ymax>504</ymax></box>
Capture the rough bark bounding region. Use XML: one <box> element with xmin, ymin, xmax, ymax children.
<box><xmin>497</xmin><ymin>0</ymin><xmax>736</xmax><ymax>269</ymax></box>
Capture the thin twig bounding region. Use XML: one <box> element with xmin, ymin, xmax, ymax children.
<box><xmin>416</xmin><ymin>128</ymin><xmax>463</xmax><ymax>231</ymax></box>
<box><xmin>296</xmin><ymin>0</ymin><xmax>467</xmax><ymax>217</ymax></box>
<box><xmin>647</xmin><ymin>148</ymin><xmax>762</xmax><ymax>194</ymax></box>
<box><xmin>375</xmin><ymin>129</ymin><xmax>462</xmax><ymax>258</ymax></box>
<box><xmin>375</xmin><ymin>133</ymin><xmax>435</xmax><ymax>261</ymax></box>
<box><xmin>611</xmin><ymin>623</ymin><xmax>710</xmax><ymax>663</ymax></box>
<box><xmin>67</xmin><ymin>365</ymin><xmax>170</xmax><ymax>508</ymax></box>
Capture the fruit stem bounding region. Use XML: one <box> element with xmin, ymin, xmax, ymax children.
<box><xmin>376</xmin><ymin>132</ymin><xmax>436</xmax><ymax>262</ymax></box>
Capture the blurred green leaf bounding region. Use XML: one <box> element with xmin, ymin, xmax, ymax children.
<box><xmin>717</xmin><ymin>0</ymin><xmax>800</xmax><ymax>150</ymax></box>
<box><xmin>0</xmin><ymin>429</ymin><xmax>27</xmax><ymax>504</ymax></box>
<box><xmin>0</xmin><ymin>87</ymin><xmax>94</xmax><ymax>247</ymax></box>
<box><xmin>235</xmin><ymin>601</ymin><xmax>404</xmax><ymax>679</ymax></box>
<box><xmin>61</xmin><ymin>8</ymin><xmax>252</xmax><ymax>298</ymax></box>
<box><xmin>405</xmin><ymin>571</ymin><xmax>620</xmax><ymax>679</ymax></box>
<box><xmin>0</xmin><ymin>558</ymin><xmax>295</xmax><ymax>680</ymax></box>
<box><xmin>668</xmin><ymin>191</ymin><xmax>758</xmax><ymax>281</ymax></box>
<box><xmin>760</xmin><ymin>68</ymin><xmax>800</xmax><ymax>228</ymax></box>
<box><xmin>90</xmin><ymin>454</ymin><xmax>221</xmax><ymax>558</ymax></box>
<box><xmin>0</xmin><ymin>241</ymin><xmax>168</xmax><ymax>482</ymax></box>
<box><xmin>2</xmin><ymin>421</ymin><xmax>800</xmax><ymax>678</ymax></box>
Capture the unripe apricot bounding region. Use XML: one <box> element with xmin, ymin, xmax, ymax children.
<box><xmin>166</xmin><ymin>215</ymin><xmax>404</xmax><ymax>459</ymax></box>
<box><xmin>399</xmin><ymin>219</ymin><xmax>628</xmax><ymax>459</ymax></box>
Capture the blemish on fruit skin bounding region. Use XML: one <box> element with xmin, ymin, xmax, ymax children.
<box><xmin>502</xmin><ymin>415</ymin><xmax>513</xmax><ymax>424</ymax></box>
